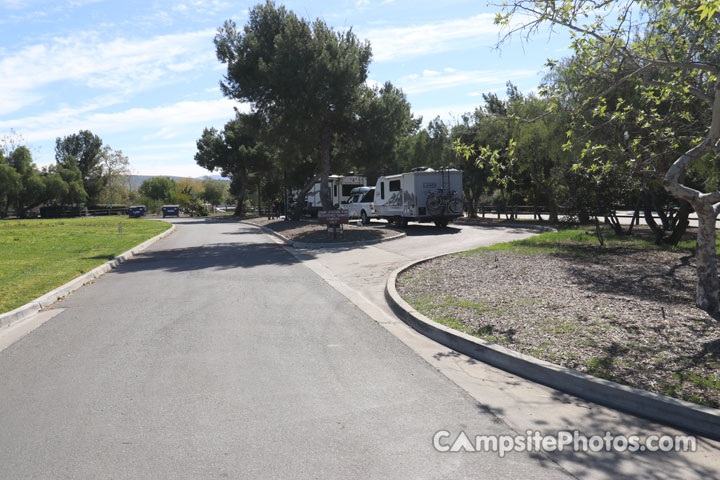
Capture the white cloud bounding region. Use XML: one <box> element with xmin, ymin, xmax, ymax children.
<box><xmin>2</xmin><ymin>99</ymin><xmax>247</xmax><ymax>142</ymax></box>
<box><xmin>362</xmin><ymin>14</ymin><xmax>499</xmax><ymax>62</ymax></box>
<box><xmin>365</xmin><ymin>79</ymin><xmax>383</xmax><ymax>90</ymax></box>
<box><xmin>128</xmin><ymin>157</ymin><xmax>215</xmax><ymax>177</ymax></box>
<box><xmin>423</xmin><ymin>69</ymin><xmax>441</xmax><ymax>77</ymax></box>
<box><xmin>169</xmin><ymin>1</ymin><xmax>231</xmax><ymax>17</ymax></box>
<box><xmin>0</xmin><ymin>29</ymin><xmax>217</xmax><ymax>115</ymax></box>
<box><xmin>397</xmin><ymin>68</ymin><xmax>538</xmax><ymax>95</ymax></box>
<box><xmin>1</xmin><ymin>0</ymin><xmax>28</xmax><ymax>9</ymax></box>
<box><xmin>412</xmin><ymin>103</ymin><xmax>481</xmax><ymax>125</ymax></box>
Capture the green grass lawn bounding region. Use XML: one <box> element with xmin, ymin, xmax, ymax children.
<box><xmin>0</xmin><ymin>217</ymin><xmax>172</xmax><ymax>314</ymax></box>
<box><xmin>465</xmin><ymin>224</ymin><xmax>714</xmax><ymax>256</ymax></box>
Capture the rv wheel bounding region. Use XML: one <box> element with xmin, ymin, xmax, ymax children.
<box><xmin>434</xmin><ymin>219</ymin><xmax>449</xmax><ymax>227</ymax></box>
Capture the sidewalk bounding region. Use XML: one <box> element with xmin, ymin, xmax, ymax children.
<box><xmin>261</xmin><ymin>221</ymin><xmax>720</xmax><ymax>480</ymax></box>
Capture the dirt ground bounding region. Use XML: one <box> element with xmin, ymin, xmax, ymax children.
<box><xmin>397</xmin><ymin>245</ymin><xmax>720</xmax><ymax>408</ymax></box>
<box><xmin>243</xmin><ymin>217</ymin><xmax>402</xmax><ymax>244</ymax></box>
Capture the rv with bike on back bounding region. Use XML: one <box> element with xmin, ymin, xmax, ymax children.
<box><xmin>373</xmin><ymin>167</ymin><xmax>463</xmax><ymax>227</ymax></box>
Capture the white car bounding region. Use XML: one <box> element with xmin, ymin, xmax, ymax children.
<box><xmin>343</xmin><ymin>186</ymin><xmax>377</xmax><ymax>224</ymax></box>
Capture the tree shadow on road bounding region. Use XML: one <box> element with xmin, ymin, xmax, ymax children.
<box><xmin>453</xmin><ymin>358</ymin><xmax>720</xmax><ymax>479</ymax></box>
<box><xmin>402</xmin><ymin>224</ymin><xmax>462</xmax><ymax>236</ymax></box>
<box><xmin>115</xmin><ymin>241</ymin><xmax>303</xmax><ymax>274</ymax></box>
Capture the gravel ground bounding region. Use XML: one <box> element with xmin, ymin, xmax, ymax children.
<box><xmin>244</xmin><ymin>217</ymin><xmax>402</xmax><ymax>244</ymax></box>
<box><xmin>397</xmin><ymin>246</ymin><xmax>720</xmax><ymax>408</ymax></box>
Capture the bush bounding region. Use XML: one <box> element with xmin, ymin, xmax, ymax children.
<box><xmin>186</xmin><ymin>198</ymin><xmax>209</xmax><ymax>216</ymax></box>
<box><xmin>136</xmin><ymin>197</ymin><xmax>162</xmax><ymax>214</ymax></box>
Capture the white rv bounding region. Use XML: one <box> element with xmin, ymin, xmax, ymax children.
<box><xmin>304</xmin><ymin>174</ymin><xmax>367</xmax><ymax>215</ymax></box>
<box><xmin>374</xmin><ymin>168</ymin><xmax>463</xmax><ymax>227</ymax></box>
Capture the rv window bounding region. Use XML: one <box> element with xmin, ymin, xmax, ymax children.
<box><xmin>380</xmin><ymin>182</ymin><xmax>385</xmax><ymax>199</ymax></box>
<box><xmin>342</xmin><ymin>185</ymin><xmax>358</xmax><ymax>196</ymax></box>
<box><xmin>389</xmin><ymin>180</ymin><xmax>401</xmax><ymax>192</ymax></box>
<box><xmin>334</xmin><ymin>185</ymin><xmax>338</xmax><ymax>197</ymax></box>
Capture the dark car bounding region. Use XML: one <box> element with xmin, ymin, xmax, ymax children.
<box><xmin>162</xmin><ymin>205</ymin><xmax>180</xmax><ymax>218</ymax></box>
<box><xmin>128</xmin><ymin>205</ymin><xmax>147</xmax><ymax>218</ymax></box>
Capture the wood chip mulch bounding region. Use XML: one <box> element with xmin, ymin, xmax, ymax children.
<box><xmin>397</xmin><ymin>246</ymin><xmax>720</xmax><ymax>408</ymax></box>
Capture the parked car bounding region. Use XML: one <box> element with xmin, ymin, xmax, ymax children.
<box><xmin>128</xmin><ymin>205</ymin><xmax>147</xmax><ymax>218</ymax></box>
<box><xmin>161</xmin><ymin>205</ymin><xmax>180</xmax><ymax>218</ymax></box>
<box><xmin>343</xmin><ymin>186</ymin><xmax>377</xmax><ymax>224</ymax></box>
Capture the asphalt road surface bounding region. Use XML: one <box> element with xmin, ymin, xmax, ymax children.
<box><xmin>0</xmin><ymin>219</ymin><xmax>571</xmax><ymax>479</ymax></box>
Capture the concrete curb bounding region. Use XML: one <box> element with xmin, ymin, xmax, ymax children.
<box><xmin>0</xmin><ymin>223</ymin><xmax>176</xmax><ymax>329</ymax></box>
<box><xmin>385</xmin><ymin>254</ymin><xmax>720</xmax><ymax>441</ymax></box>
<box><xmin>455</xmin><ymin>219</ymin><xmax>558</xmax><ymax>233</ymax></box>
<box><xmin>241</xmin><ymin>221</ymin><xmax>406</xmax><ymax>249</ymax></box>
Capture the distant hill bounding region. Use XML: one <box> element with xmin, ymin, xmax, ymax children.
<box><xmin>127</xmin><ymin>174</ymin><xmax>230</xmax><ymax>191</ymax></box>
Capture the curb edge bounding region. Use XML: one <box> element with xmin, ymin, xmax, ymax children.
<box><xmin>384</xmin><ymin>254</ymin><xmax>720</xmax><ymax>441</ymax></box>
<box><xmin>0</xmin><ymin>222</ymin><xmax>176</xmax><ymax>329</ymax></box>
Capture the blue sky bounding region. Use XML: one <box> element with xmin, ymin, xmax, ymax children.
<box><xmin>0</xmin><ymin>0</ymin><xmax>572</xmax><ymax>177</ymax></box>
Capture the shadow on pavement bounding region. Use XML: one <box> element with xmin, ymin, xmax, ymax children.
<box><xmin>429</xmin><ymin>349</ymin><xmax>718</xmax><ymax>479</ymax></box>
<box><xmin>115</xmin><ymin>241</ymin><xmax>301</xmax><ymax>274</ymax></box>
<box><xmin>402</xmin><ymin>224</ymin><xmax>462</xmax><ymax>236</ymax></box>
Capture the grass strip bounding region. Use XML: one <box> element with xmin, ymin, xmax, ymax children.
<box><xmin>0</xmin><ymin>218</ymin><xmax>171</xmax><ymax>314</ymax></box>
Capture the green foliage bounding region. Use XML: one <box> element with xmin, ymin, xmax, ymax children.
<box><xmin>45</xmin><ymin>155</ymin><xmax>88</xmax><ymax>206</ymax></box>
<box><xmin>200</xmin><ymin>178</ymin><xmax>228</xmax><ymax>206</ymax></box>
<box><xmin>350</xmin><ymin>82</ymin><xmax>421</xmax><ymax>176</ymax></box>
<box><xmin>97</xmin><ymin>147</ymin><xmax>131</xmax><ymax>205</ymax></box>
<box><xmin>195</xmin><ymin>113</ymin><xmax>265</xmax><ymax>215</ymax></box>
<box><xmin>214</xmin><ymin>1</ymin><xmax>372</xmax><ymax>209</ymax></box>
<box><xmin>0</xmin><ymin>163</ymin><xmax>21</xmax><ymax>217</ymax></box>
<box><xmin>55</xmin><ymin>130</ymin><xmax>105</xmax><ymax>204</ymax></box>
<box><xmin>185</xmin><ymin>198</ymin><xmax>209</xmax><ymax>217</ymax></box>
<box><xmin>0</xmin><ymin>218</ymin><xmax>170</xmax><ymax>314</ymax></box>
<box><xmin>138</xmin><ymin>177</ymin><xmax>176</xmax><ymax>202</ymax></box>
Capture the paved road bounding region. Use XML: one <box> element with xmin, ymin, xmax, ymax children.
<box><xmin>286</xmin><ymin>220</ymin><xmax>720</xmax><ymax>480</ymax></box>
<box><xmin>0</xmin><ymin>219</ymin><xmax>570</xmax><ymax>479</ymax></box>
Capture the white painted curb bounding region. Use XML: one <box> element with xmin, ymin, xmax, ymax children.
<box><xmin>0</xmin><ymin>223</ymin><xmax>176</xmax><ymax>329</ymax></box>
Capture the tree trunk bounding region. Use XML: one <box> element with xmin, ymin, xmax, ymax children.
<box><xmin>466</xmin><ymin>189</ymin><xmax>477</xmax><ymax>218</ymax></box>
<box><xmin>545</xmin><ymin>188</ymin><xmax>559</xmax><ymax>223</ymax></box>
<box><xmin>293</xmin><ymin>173</ymin><xmax>322</xmax><ymax>220</ymax></box>
<box><xmin>233</xmin><ymin>176</ymin><xmax>247</xmax><ymax>217</ymax></box>
<box><xmin>319</xmin><ymin>124</ymin><xmax>332</xmax><ymax>211</ymax></box>
<box><xmin>663</xmin><ymin>85</ymin><xmax>720</xmax><ymax>313</ymax></box>
<box><xmin>694</xmin><ymin>202</ymin><xmax>720</xmax><ymax>312</ymax></box>
<box><xmin>642</xmin><ymin>190</ymin><xmax>666</xmax><ymax>244</ymax></box>
<box><xmin>664</xmin><ymin>200</ymin><xmax>690</xmax><ymax>246</ymax></box>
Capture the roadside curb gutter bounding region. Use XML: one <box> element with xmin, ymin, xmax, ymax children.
<box><xmin>385</xmin><ymin>254</ymin><xmax>720</xmax><ymax>441</ymax></box>
<box><xmin>0</xmin><ymin>223</ymin><xmax>176</xmax><ymax>330</ymax></box>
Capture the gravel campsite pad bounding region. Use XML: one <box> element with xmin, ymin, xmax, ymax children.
<box><xmin>246</xmin><ymin>217</ymin><xmax>401</xmax><ymax>244</ymax></box>
<box><xmin>397</xmin><ymin>246</ymin><xmax>720</xmax><ymax>408</ymax></box>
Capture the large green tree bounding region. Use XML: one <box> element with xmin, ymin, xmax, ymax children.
<box><xmin>139</xmin><ymin>177</ymin><xmax>176</xmax><ymax>202</ymax></box>
<box><xmin>97</xmin><ymin>147</ymin><xmax>131</xmax><ymax>205</ymax></box>
<box><xmin>214</xmin><ymin>1</ymin><xmax>372</xmax><ymax>211</ymax></box>
<box><xmin>195</xmin><ymin>113</ymin><xmax>266</xmax><ymax>216</ymax></box>
<box><xmin>0</xmin><ymin>151</ymin><xmax>21</xmax><ymax>217</ymax></box>
<box><xmin>55</xmin><ymin>130</ymin><xmax>104</xmax><ymax>204</ymax></box>
<box><xmin>44</xmin><ymin>155</ymin><xmax>87</xmax><ymax>207</ymax></box>
<box><xmin>497</xmin><ymin>0</ymin><xmax>720</xmax><ymax>313</ymax></box>
<box><xmin>7</xmin><ymin>146</ymin><xmax>46</xmax><ymax>217</ymax></box>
